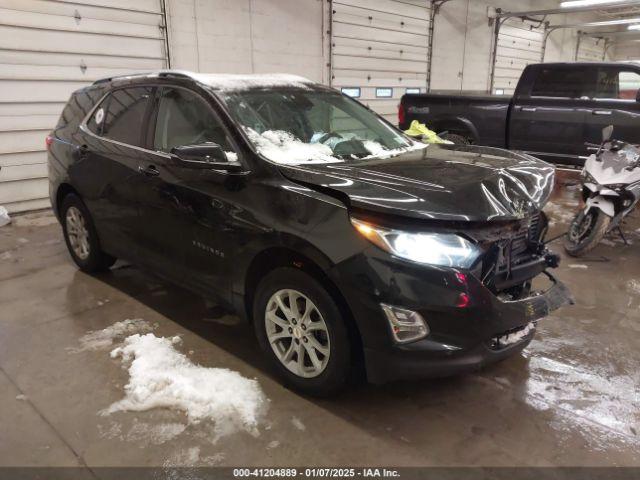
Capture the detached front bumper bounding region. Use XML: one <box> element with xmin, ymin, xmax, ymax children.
<box><xmin>330</xmin><ymin>248</ymin><xmax>573</xmax><ymax>384</ymax></box>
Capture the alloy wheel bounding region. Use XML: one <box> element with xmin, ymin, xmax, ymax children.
<box><xmin>265</xmin><ymin>289</ymin><xmax>331</xmax><ymax>378</ymax></box>
<box><xmin>65</xmin><ymin>206</ymin><xmax>90</xmax><ymax>260</ymax></box>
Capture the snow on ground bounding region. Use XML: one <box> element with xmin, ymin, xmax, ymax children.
<box><xmin>627</xmin><ymin>279</ymin><xmax>640</xmax><ymax>295</ymax></box>
<box><xmin>0</xmin><ymin>206</ymin><xmax>10</xmax><ymax>227</ymax></box>
<box><xmin>68</xmin><ymin>318</ymin><xmax>156</xmax><ymax>353</ymax></box>
<box><xmin>246</xmin><ymin>128</ymin><xmax>426</xmax><ymax>165</ymax></box>
<box><xmin>104</xmin><ymin>333</ymin><xmax>267</xmax><ymax>440</ymax></box>
<box><xmin>126</xmin><ymin>420</ymin><xmax>187</xmax><ymax>445</ymax></box>
<box><xmin>98</xmin><ymin>419</ymin><xmax>186</xmax><ymax>445</ymax></box>
<box><xmin>291</xmin><ymin>416</ymin><xmax>306</xmax><ymax>431</ymax></box>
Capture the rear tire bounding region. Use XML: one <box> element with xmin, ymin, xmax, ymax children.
<box><xmin>564</xmin><ymin>209</ymin><xmax>611</xmax><ymax>257</ymax></box>
<box><xmin>441</xmin><ymin>132</ymin><xmax>471</xmax><ymax>145</ymax></box>
<box><xmin>253</xmin><ymin>267</ymin><xmax>351</xmax><ymax>396</ymax></box>
<box><xmin>61</xmin><ymin>193</ymin><xmax>116</xmax><ymax>272</ymax></box>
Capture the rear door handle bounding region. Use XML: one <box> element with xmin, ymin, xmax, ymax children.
<box><xmin>520</xmin><ymin>107</ymin><xmax>537</xmax><ymax>112</ymax></box>
<box><xmin>592</xmin><ymin>110</ymin><xmax>612</xmax><ymax>116</ymax></box>
<box><xmin>138</xmin><ymin>164</ymin><xmax>160</xmax><ymax>177</ymax></box>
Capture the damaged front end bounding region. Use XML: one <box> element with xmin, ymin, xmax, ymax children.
<box><xmin>465</xmin><ymin>211</ymin><xmax>561</xmax><ymax>299</ymax></box>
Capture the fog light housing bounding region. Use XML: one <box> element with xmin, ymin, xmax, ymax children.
<box><xmin>380</xmin><ymin>304</ymin><xmax>429</xmax><ymax>344</ymax></box>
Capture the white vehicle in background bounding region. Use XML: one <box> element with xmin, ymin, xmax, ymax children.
<box><xmin>565</xmin><ymin>126</ymin><xmax>640</xmax><ymax>256</ymax></box>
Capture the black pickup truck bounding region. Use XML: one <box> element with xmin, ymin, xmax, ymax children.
<box><xmin>399</xmin><ymin>62</ymin><xmax>640</xmax><ymax>167</ymax></box>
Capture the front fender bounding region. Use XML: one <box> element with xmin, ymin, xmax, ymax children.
<box><xmin>585</xmin><ymin>196</ymin><xmax>615</xmax><ymax>217</ymax></box>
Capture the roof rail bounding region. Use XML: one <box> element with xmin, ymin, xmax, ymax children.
<box><xmin>92</xmin><ymin>70</ymin><xmax>200</xmax><ymax>86</ymax></box>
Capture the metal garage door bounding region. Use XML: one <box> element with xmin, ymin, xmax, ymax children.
<box><xmin>0</xmin><ymin>0</ymin><xmax>168</xmax><ymax>213</ymax></box>
<box><xmin>492</xmin><ymin>18</ymin><xmax>545</xmax><ymax>95</ymax></box>
<box><xmin>330</xmin><ymin>0</ymin><xmax>430</xmax><ymax>124</ymax></box>
<box><xmin>576</xmin><ymin>36</ymin><xmax>606</xmax><ymax>62</ymax></box>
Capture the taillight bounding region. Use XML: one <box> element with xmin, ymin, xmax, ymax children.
<box><xmin>45</xmin><ymin>135</ymin><xmax>54</xmax><ymax>150</ymax></box>
<box><xmin>398</xmin><ymin>102</ymin><xmax>405</xmax><ymax>126</ymax></box>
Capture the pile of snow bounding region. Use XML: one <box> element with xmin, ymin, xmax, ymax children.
<box><xmin>69</xmin><ymin>318</ymin><xmax>156</xmax><ymax>353</ymax></box>
<box><xmin>246</xmin><ymin>128</ymin><xmax>426</xmax><ymax>165</ymax></box>
<box><xmin>104</xmin><ymin>334</ymin><xmax>266</xmax><ymax>439</ymax></box>
<box><xmin>192</xmin><ymin>73</ymin><xmax>313</xmax><ymax>92</ymax></box>
<box><xmin>0</xmin><ymin>206</ymin><xmax>10</xmax><ymax>227</ymax></box>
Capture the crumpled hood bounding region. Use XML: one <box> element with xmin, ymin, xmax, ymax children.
<box><xmin>278</xmin><ymin>144</ymin><xmax>555</xmax><ymax>222</ymax></box>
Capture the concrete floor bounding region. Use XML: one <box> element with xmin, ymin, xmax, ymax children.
<box><xmin>1</xmin><ymin>175</ymin><xmax>639</xmax><ymax>469</ymax></box>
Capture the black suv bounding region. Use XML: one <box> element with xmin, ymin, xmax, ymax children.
<box><xmin>48</xmin><ymin>71</ymin><xmax>571</xmax><ymax>395</ymax></box>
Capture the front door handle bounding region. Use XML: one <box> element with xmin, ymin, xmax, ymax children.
<box><xmin>138</xmin><ymin>165</ymin><xmax>160</xmax><ymax>177</ymax></box>
<box><xmin>520</xmin><ymin>107</ymin><xmax>537</xmax><ymax>112</ymax></box>
<box><xmin>592</xmin><ymin>110</ymin><xmax>612</xmax><ymax>116</ymax></box>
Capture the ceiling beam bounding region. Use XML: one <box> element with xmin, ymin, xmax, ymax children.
<box><xmin>580</xmin><ymin>29</ymin><xmax>640</xmax><ymax>36</ymax></box>
<box><xmin>495</xmin><ymin>0</ymin><xmax>640</xmax><ymax>19</ymax></box>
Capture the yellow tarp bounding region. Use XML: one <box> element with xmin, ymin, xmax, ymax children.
<box><xmin>403</xmin><ymin>120</ymin><xmax>447</xmax><ymax>144</ymax></box>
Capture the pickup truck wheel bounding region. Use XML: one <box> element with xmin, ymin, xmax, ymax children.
<box><xmin>61</xmin><ymin>194</ymin><xmax>116</xmax><ymax>272</ymax></box>
<box><xmin>253</xmin><ymin>268</ymin><xmax>351</xmax><ymax>396</ymax></box>
<box><xmin>442</xmin><ymin>133</ymin><xmax>471</xmax><ymax>145</ymax></box>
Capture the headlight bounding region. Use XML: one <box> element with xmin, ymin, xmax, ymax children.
<box><xmin>351</xmin><ymin>217</ymin><xmax>481</xmax><ymax>268</ymax></box>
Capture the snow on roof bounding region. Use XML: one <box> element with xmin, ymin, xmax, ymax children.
<box><xmin>189</xmin><ymin>72</ymin><xmax>314</xmax><ymax>91</ymax></box>
<box><xmin>98</xmin><ymin>70</ymin><xmax>315</xmax><ymax>91</ymax></box>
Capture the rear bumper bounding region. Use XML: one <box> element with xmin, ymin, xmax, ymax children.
<box><xmin>329</xmin><ymin>248</ymin><xmax>573</xmax><ymax>384</ymax></box>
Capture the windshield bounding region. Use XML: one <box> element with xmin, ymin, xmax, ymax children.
<box><xmin>220</xmin><ymin>88</ymin><xmax>425</xmax><ymax>164</ymax></box>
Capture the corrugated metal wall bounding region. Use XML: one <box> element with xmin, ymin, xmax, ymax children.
<box><xmin>330</xmin><ymin>0</ymin><xmax>431</xmax><ymax>123</ymax></box>
<box><xmin>0</xmin><ymin>0</ymin><xmax>168</xmax><ymax>213</ymax></box>
<box><xmin>165</xmin><ymin>0</ymin><xmax>327</xmax><ymax>83</ymax></box>
<box><xmin>493</xmin><ymin>17</ymin><xmax>545</xmax><ymax>95</ymax></box>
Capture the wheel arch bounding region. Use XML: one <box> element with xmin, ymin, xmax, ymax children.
<box><xmin>431</xmin><ymin>115</ymin><xmax>478</xmax><ymax>142</ymax></box>
<box><xmin>242</xmin><ymin>245</ymin><xmax>365</xmax><ymax>366</ymax></box>
<box><xmin>54</xmin><ymin>183</ymin><xmax>80</xmax><ymax>220</ymax></box>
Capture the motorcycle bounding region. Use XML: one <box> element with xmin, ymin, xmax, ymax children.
<box><xmin>564</xmin><ymin>125</ymin><xmax>640</xmax><ymax>257</ymax></box>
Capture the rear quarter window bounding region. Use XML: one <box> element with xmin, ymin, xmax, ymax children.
<box><xmin>86</xmin><ymin>96</ymin><xmax>108</xmax><ymax>135</ymax></box>
<box><xmin>56</xmin><ymin>86</ymin><xmax>107</xmax><ymax>131</ymax></box>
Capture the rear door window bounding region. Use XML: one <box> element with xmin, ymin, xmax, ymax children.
<box><xmin>530</xmin><ymin>67</ymin><xmax>595</xmax><ymax>98</ymax></box>
<box><xmin>153</xmin><ymin>87</ymin><xmax>232</xmax><ymax>153</ymax></box>
<box><xmin>595</xmin><ymin>67</ymin><xmax>640</xmax><ymax>100</ymax></box>
<box><xmin>102</xmin><ymin>86</ymin><xmax>154</xmax><ymax>147</ymax></box>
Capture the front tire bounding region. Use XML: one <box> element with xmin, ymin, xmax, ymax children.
<box><xmin>564</xmin><ymin>208</ymin><xmax>611</xmax><ymax>257</ymax></box>
<box><xmin>253</xmin><ymin>268</ymin><xmax>351</xmax><ymax>396</ymax></box>
<box><xmin>61</xmin><ymin>193</ymin><xmax>116</xmax><ymax>272</ymax></box>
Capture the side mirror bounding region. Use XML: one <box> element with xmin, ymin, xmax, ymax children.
<box><xmin>170</xmin><ymin>143</ymin><xmax>243</xmax><ymax>172</ymax></box>
<box><xmin>602</xmin><ymin>125</ymin><xmax>614</xmax><ymax>143</ymax></box>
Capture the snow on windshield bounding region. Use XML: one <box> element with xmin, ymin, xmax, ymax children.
<box><xmin>245</xmin><ymin>128</ymin><xmax>427</xmax><ymax>165</ymax></box>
